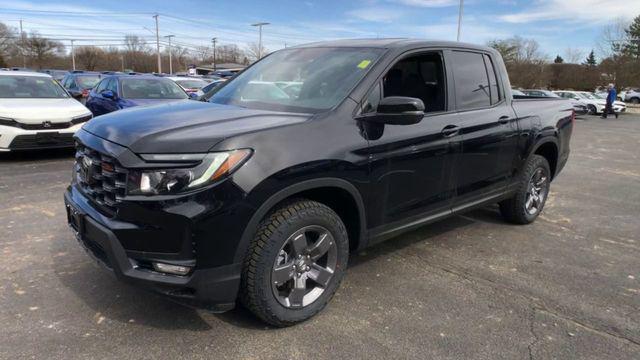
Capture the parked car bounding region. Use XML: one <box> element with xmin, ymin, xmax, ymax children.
<box><xmin>166</xmin><ymin>77</ymin><xmax>209</xmax><ymax>97</ymax></box>
<box><xmin>0</xmin><ymin>71</ymin><xmax>92</xmax><ymax>151</ymax></box>
<box><xmin>211</xmin><ymin>70</ymin><xmax>237</xmax><ymax>78</ymax></box>
<box><xmin>591</xmin><ymin>92</ymin><xmax>626</xmax><ymax>113</ymax></box>
<box><xmin>522</xmin><ymin>90</ymin><xmax>586</xmax><ymax>115</ymax></box>
<box><xmin>60</xmin><ymin>71</ymin><xmax>102</xmax><ymax>104</ymax></box>
<box><xmin>39</xmin><ymin>69</ymin><xmax>69</xmax><ymax>82</ymax></box>
<box><xmin>85</xmin><ymin>75</ymin><xmax>190</xmax><ymax>116</ymax></box>
<box><xmin>65</xmin><ymin>39</ymin><xmax>573</xmax><ymax>326</ymax></box>
<box><xmin>555</xmin><ymin>90</ymin><xmax>625</xmax><ymax>114</ymax></box>
<box><xmin>521</xmin><ymin>89</ymin><xmax>560</xmax><ymax>98</ymax></box>
<box><xmin>200</xmin><ymin>79</ymin><xmax>226</xmax><ymax>94</ymax></box>
<box><xmin>511</xmin><ymin>89</ymin><xmax>526</xmax><ymax>96</ymax></box>
<box><xmin>624</xmin><ymin>89</ymin><xmax>640</xmax><ymax>104</ymax></box>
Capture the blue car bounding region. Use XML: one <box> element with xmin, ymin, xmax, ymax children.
<box><xmin>86</xmin><ymin>75</ymin><xmax>190</xmax><ymax>117</ymax></box>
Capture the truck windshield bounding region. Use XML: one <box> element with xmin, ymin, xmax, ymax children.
<box><xmin>0</xmin><ymin>75</ymin><xmax>69</xmax><ymax>98</ymax></box>
<box><xmin>208</xmin><ymin>47</ymin><xmax>384</xmax><ymax>113</ymax></box>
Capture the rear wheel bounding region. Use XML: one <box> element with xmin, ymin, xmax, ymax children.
<box><xmin>240</xmin><ymin>199</ymin><xmax>349</xmax><ymax>327</ymax></box>
<box><xmin>630</xmin><ymin>97</ymin><xmax>640</xmax><ymax>104</ymax></box>
<box><xmin>499</xmin><ymin>155</ymin><xmax>551</xmax><ymax>224</ymax></box>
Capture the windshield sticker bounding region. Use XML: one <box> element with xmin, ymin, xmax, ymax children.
<box><xmin>357</xmin><ymin>60</ymin><xmax>371</xmax><ymax>69</ymax></box>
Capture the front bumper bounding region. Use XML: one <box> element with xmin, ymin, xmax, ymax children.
<box><xmin>64</xmin><ymin>186</ymin><xmax>242</xmax><ymax>311</ymax></box>
<box><xmin>0</xmin><ymin>124</ymin><xmax>81</xmax><ymax>151</ymax></box>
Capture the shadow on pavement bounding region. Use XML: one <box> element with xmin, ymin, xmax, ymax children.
<box><xmin>50</xmin><ymin>205</ymin><xmax>506</xmax><ymax>331</ymax></box>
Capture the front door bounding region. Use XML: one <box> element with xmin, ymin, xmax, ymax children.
<box><xmin>363</xmin><ymin>51</ymin><xmax>458</xmax><ymax>239</ymax></box>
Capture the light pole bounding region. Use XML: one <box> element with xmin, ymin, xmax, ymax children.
<box><xmin>456</xmin><ymin>0</ymin><xmax>464</xmax><ymax>42</ymax></box>
<box><xmin>153</xmin><ymin>14</ymin><xmax>161</xmax><ymax>73</ymax></box>
<box><xmin>251</xmin><ymin>22</ymin><xmax>270</xmax><ymax>59</ymax></box>
<box><xmin>164</xmin><ymin>35</ymin><xmax>175</xmax><ymax>74</ymax></box>
<box><xmin>70</xmin><ymin>39</ymin><xmax>76</xmax><ymax>70</ymax></box>
<box><xmin>19</xmin><ymin>19</ymin><xmax>26</xmax><ymax>68</ymax></box>
<box><xmin>211</xmin><ymin>37</ymin><xmax>217</xmax><ymax>70</ymax></box>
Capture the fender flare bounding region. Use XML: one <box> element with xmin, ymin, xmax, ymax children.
<box><xmin>232</xmin><ymin>177</ymin><xmax>367</xmax><ymax>263</ymax></box>
<box><xmin>526</xmin><ymin>136</ymin><xmax>560</xmax><ymax>177</ymax></box>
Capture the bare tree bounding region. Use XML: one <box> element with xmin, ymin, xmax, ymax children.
<box><xmin>246</xmin><ymin>42</ymin><xmax>268</xmax><ymax>62</ymax></box>
<box><xmin>564</xmin><ymin>47</ymin><xmax>584</xmax><ymax>64</ymax></box>
<box><xmin>76</xmin><ymin>46</ymin><xmax>103</xmax><ymax>70</ymax></box>
<box><xmin>597</xmin><ymin>17</ymin><xmax>629</xmax><ymax>58</ymax></box>
<box><xmin>23</xmin><ymin>32</ymin><xmax>64</xmax><ymax>69</ymax></box>
<box><xmin>0</xmin><ymin>22</ymin><xmax>16</xmax><ymax>66</ymax></box>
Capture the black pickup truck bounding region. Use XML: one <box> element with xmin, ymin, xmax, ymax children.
<box><xmin>64</xmin><ymin>39</ymin><xmax>573</xmax><ymax>326</ymax></box>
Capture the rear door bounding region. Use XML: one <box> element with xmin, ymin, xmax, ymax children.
<box><xmin>446</xmin><ymin>50</ymin><xmax>518</xmax><ymax>208</ymax></box>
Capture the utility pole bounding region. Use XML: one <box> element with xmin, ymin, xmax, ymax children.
<box><xmin>19</xmin><ymin>19</ymin><xmax>26</xmax><ymax>68</ymax></box>
<box><xmin>456</xmin><ymin>0</ymin><xmax>464</xmax><ymax>42</ymax></box>
<box><xmin>70</xmin><ymin>40</ymin><xmax>76</xmax><ymax>70</ymax></box>
<box><xmin>251</xmin><ymin>22</ymin><xmax>270</xmax><ymax>59</ymax></box>
<box><xmin>164</xmin><ymin>35</ymin><xmax>175</xmax><ymax>74</ymax></box>
<box><xmin>153</xmin><ymin>14</ymin><xmax>162</xmax><ymax>73</ymax></box>
<box><xmin>211</xmin><ymin>37</ymin><xmax>217</xmax><ymax>70</ymax></box>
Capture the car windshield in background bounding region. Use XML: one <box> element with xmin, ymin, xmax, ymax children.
<box><xmin>0</xmin><ymin>75</ymin><xmax>69</xmax><ymax>98</ymax></box>
<box><xmin>208</xmin><ymin>47</ymin><xmax>384</xmax><ymax>113</ymax></box>
<box><xmin>76</xmin><ymin>75</ymin><xmax>101</xmax><ymax>89</ymax></box>
<box><xmin>176</xmin><ymin>79</ymin><xmax>208</xmax><ymax>89</ymax></box>
<box><xmin>120</xmin><ymin>78</ymin><xmax>188</xmax><ymax>99</ymax></box>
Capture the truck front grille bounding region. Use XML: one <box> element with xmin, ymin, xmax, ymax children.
<box><xmin>74</xmin><ymin>143</ymin><xmax>127</xmax><ymax>217</ymax></box>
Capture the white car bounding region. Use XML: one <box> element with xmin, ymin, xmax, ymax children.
<box><xmin>624</xmin><ymin>89</ymin><xmax>640</xmax><ymax>104</ymax></box>
<box><xmin>166</xmin><ymin>77</ymin><xmax>209</xmax><ymax>98</ymax></box>
<box><xmin>554</xmin><ymin>90</ymin><xmax>625</xmax><ymax>114</ymax></box>
<box><xmin>0</xmin><ymin>71</ymin><xmax>92</xmax><ymax>152</ymax></box>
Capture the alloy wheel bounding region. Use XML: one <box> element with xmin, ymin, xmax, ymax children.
<box><xmin>271</xmin><ymin>225</ymin><xmax>338</xmax><ymax>308</ymax></box>
<box><xmin>525</xmin><ymin>167</ymin><xmax>548</xmax><ymax>215</ymax></box>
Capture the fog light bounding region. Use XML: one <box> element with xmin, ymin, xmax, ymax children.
<box><xmin>152</xmin><ymin>262</ymin><xmax>192</xmax><ymax>276</ymax></box>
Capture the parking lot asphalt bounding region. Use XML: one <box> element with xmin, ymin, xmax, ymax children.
<box><xmin>1</xmin><ymin>114</ymin><xmax>639</xmax><ymax>360</ymax></box>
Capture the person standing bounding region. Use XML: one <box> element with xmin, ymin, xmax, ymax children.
<box><xmin>601</xmin><ymin>83</ymin><xmax>618</xmax><ymax>119</ymax></box>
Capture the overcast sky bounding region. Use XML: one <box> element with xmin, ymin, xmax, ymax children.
<box><xmin>1</xmin><ymin>0</ymin><xmax>639</xmax><ymax>62</ymax></box>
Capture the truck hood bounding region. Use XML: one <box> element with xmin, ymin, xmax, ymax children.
<box><xmin>0</xmin><ymin>98</ymin><xmax>91</xmax><ymax>124</ymax></box>
<box><xmin>82</xmin><ymin>101</ymin><xmax>311</xmax><ymax>153</ymax></box>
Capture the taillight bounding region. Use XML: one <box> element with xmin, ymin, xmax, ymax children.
<box><xmin>82</xmin><ymin>89</ymin><xmax>89</xmax><ymax>97</ymax></box>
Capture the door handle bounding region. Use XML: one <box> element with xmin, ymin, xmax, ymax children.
<box><xmin>498</xmin><ymin>115</ymin><xmax>510</xmax><ymax>124</ymax></box>
<box><xmin>441</xmin><ymin>125</ymin><xmax>460</xmax><ymax>137</ymax></box>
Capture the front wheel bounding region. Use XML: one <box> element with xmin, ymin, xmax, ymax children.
<box><xmin>240</xmin><ymin>199</ymin><xmax>349</xmax><ymax>326</ymax></box>
<box><xmin>499</xmin><ymin>155</ymin><xmax>551</xmax><ymax>224</ymax></box>
<box><xmin>587</xmin><ymin>104</ymin><xmax>597</xmax><ymax>115</ymax></box>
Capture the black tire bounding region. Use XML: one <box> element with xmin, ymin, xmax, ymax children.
<box><xmin>499</xmin><ymin>155</ymin><xmax>551</xmax><ymax>224</ymax></box>
<box><xmin>587</xmin><ymin>104</ymin><xmax>597</xmax><ymax>115</ymax></box>
<box><xmin>631</xmin><ymin>97</ymin><xmax>640</xmax><ymax>104</ymax></box>
<box><xmin>240</xmin><ymin>199</ymin><xmax>349</xmax><ymax>327</ymax></box>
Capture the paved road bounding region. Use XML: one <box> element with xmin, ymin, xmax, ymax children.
<box><xmin>1</xmin><ymin>114</ymin><xmax>639</xmax><ymax>359</ymax></box>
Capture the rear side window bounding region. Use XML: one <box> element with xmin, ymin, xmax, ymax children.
<box><xmin>483</xmin><ymin>54</ymin><xmax>501</xmax><ymax>105</ymax></box>
<box><xmin>450</xmin><ymin>51</ymin><xmax>491</xmax><ymax>110</ymax></box>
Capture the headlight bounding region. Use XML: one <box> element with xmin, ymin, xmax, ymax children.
<box><xmin>127</xmin><ymin>149</ymin><xmax>252</xmax><ymax>195</ymax></box>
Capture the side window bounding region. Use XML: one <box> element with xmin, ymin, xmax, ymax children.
<box><xmin>61</xmin><ymin>76</ymin><xmax>70</xmax><ymax>88</ymax></box>
<box><xmin>69</xmin><ymin>78</ymin><xmax>78</xmax><ymax>90</ymax></box>
<box><xmin>106</xmin><ymin>78</ymin><xmax>118</xmax><ymax>94</ymax></box>
<box><xmin>362</xmin><ymin>82</ymin><xmax>381</xmax><ymax>114</ymax></box>
<box><xmin>450</xmin><ymin>51</ymin><xmax>491</xmax><ymax>110</ymax></box>
<box><xmin>483</xmin><ymin>54</ymin><xmax>501</xmax><ymax>105</ymax></box>
<box><xmin>94</xmin><ymin>79</ymin><xmax>104</xmax><ymax>93</ymax></box>
<box><xmin>382</xmin><ymin>52</ymin><xmax>446</xmax><ymax>113</ymax></box>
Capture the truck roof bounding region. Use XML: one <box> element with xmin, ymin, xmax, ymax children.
<box><xmin>293</xmin><ymin>38</ymin><xmax>495</xmax><ymax>53</ymax></box>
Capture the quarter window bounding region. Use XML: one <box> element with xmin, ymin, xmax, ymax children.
<box><xmin>483</xmin><ymin>54</ymin><xmax>501</xmax><ymax>105</ymax></box>
<box><xmin>450</xmin><ymin>51</ymin><xmax>491</xmax><ymax>110</ymax></box>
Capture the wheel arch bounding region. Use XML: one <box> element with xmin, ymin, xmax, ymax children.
<box><xmin>530</xmin><ymin>138</ymin><xmax>559</xmax><ymax>179</ymax></box>
<box><xmin>233</xmin><ymin>178</ymin><xmax>367</xmax><ymax>263</ymax></box>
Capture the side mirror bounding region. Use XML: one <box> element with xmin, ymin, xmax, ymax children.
<box><xmin>359</xmin><ymin>96</ymin><xmax>425</xmax><ymax>125</ymax></box>
<box><xmin>188</xmin><ymin>92</ymin><xmax>199</xmax><ymax>100</ymax></box>
<box><xmin>102</xmin><ymin>90</ymin><xmax>115</xmax><ymax>99</ymax></box>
